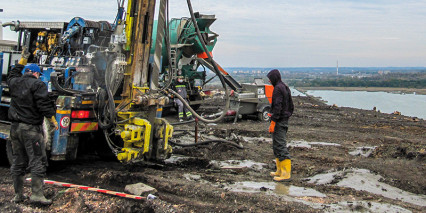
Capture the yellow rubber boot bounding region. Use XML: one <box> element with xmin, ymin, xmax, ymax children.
<box><xmin>273</xmin><ymin>159</ymin><xmax>291</xmax><ymax>181</ymax></box>
<box><xmin>270</xmin><ymin>158</ymin><xmax>280</xmax><ymax>176</ymax></box>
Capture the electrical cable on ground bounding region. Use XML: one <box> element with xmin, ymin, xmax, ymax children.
<box><xmin>170</xmin><ymin>139</ymin><xmax>244</xmax><ymax>149</ymax></box>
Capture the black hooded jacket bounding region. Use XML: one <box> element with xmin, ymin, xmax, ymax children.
<box><xmin>7</xmin><ymin>64</ymin><xmax>56</xmax><ymax>125</ymax></box>
<box><xmin>267</xmin><ymin>69</ymin><xmax>294</xmax><ymax>122</ymax></box>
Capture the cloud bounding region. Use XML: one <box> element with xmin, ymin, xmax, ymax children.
<box><xmin>1</xmin><ymin>0</ymin><xmax>425</xmax><ymax>67</ymax></box>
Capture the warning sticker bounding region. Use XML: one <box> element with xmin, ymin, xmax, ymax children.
<box><xmin>60</xmin><ymin>116</ymin><xmax>71</xmax><ymax>128</ymax></box>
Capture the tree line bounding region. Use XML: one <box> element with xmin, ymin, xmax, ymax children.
<box><xmin>289</xmin><ymin>78</ymin><xmax>426</xmax><ymax>88</ymax></box>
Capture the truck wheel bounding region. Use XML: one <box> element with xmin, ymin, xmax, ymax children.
<box><xmin>95</xmin><ymin>130</ymin><xmax>120</xmax><ymax>161</ymax></box>
<box><xmin>258</xmin><ymin>107</ymin><xmax>271</xmax><ymax>122</ymax></box>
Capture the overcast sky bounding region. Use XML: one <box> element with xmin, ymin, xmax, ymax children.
<box><xmin>1</xmin><ymin>0</ymin><xmax>425</xmax><ymax>67</ymax></box>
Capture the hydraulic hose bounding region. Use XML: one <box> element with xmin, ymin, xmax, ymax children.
<box><xmin>98</xmin><ymin>59</ymin><xmax>117</xmax><ymax>130</ymax></box>
<box><xmin>168</xmin><ymin>0</ymin><xmax>230</xmax><ymax>123</ymax></box>
<box><xmin>50</xmin><ymin>72</ymin><xmax>96</xmax><ymax>95</ymax></box>
<box><xmin>170</xmin><ymin>139</ymin><xmax>244</xmax><ymax>149</ymax></box>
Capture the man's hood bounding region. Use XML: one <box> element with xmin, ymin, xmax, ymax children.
<box><xmin>267</xmin><ymin>69</ymin><xmax>282</xmax><ymax>86</ymax></box>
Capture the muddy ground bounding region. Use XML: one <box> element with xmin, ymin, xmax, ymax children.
<box><xmin>0</xmin><ymin>95</ymin><xmax>425</xmax><ymax>212</ymax></box>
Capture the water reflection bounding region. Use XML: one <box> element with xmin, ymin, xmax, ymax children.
<box><xmin>306</xmin><ymin>90</ymin><xmax>426</xmax><ymax>119</ymax></box>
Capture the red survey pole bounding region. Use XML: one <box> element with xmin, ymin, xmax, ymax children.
<box><xmin>26</xmin><ymin>178</ymin><xmax>153</xmax><ymax>200</ymax></box>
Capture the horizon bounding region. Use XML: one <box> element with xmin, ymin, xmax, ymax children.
<box><xmin>223</xmin><ymin>66</ymin><xmax>426</xmax><ymax>69</ymax></box>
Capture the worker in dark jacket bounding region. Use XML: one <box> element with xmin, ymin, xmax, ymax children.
<box><xmin>174</xmin><ymin>77</ymin><xmax>193</xmax><ymax>122</ymax></box>
<box><xmin>7</xmin><ymin>47</ymin><xmax>58</xmax><ymax>205</ymax></box>
<box><xmin>267</xmin><ymin>69</ymin><xmax>294</xmax><ymax>181</ymax></box>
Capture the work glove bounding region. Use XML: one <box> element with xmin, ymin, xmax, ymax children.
<box><xmin>269</xmin><ymin>121</ymin><xmax>276</xmax><ymax>133</ymax></box>
<box><xmin>49</xmin><ymin>116</ymin><xmax>59</xmax><ymax>130</ymax></box>
<box><xmin>18</xmin><ymin>46</ymin><xmax>31</xmax><ymax>65</ymax></box>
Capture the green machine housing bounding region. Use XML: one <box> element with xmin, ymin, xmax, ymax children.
<box><xmin>150</xmin><ymin>13</ymin><xmax>218</xmax><ymax>107</ymax></box>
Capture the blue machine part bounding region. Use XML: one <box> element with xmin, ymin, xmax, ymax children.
<box><xmin>52</xmin><ymin>97</ymin><xmax>72</xmax><ymax>156</ymax></box>
<box><xmin>0</xmin><ymin>53</ymin><xmax>10</xmax><ymax>107</ymax></box>
<box><xmin>66</xmin><ymin>17</ymin><xmax>87</xmax><ymax>31</ymax></box>
<box><xmin>112</xmin><ymin>7</ymin><xmax>125</xmax><ymax>30</ymax></box>
<box><xmin>40</xmin><ymin>67</ymin><xmax>54</xmax><ymax>84</ymax></box>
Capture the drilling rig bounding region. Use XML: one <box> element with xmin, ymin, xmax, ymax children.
<box><xmin>0</xmin><ymin>0</ymin><xmax>265</xmax><ymax>165</ymax></box>
<box><xmin>0</xmin><ymin>0</ymin><xmax>177</xmax><ymax>163</ymax></box>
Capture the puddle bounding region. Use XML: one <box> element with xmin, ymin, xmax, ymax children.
<box><xmin>349</xmin><ymin>146</ymin><xmax>377</xmax><ymax>157</ymax></box>
<box><xmin>238</xmin><ymin>137</ymin><xmax>342</xmax><ymax>148</ymax></box>
<box><xmin>225</xmin><ymin>181</ymin><xmax>326</xmax><ymax>198</ymax></box>
<box><xmin>241</xmin><ymin>136</ymin><xmax>272</xmax><ymax>144</ymax></box>
<box><xmin>307</xmin><ymin>168</ymin><xmax>426</xmax><ymax>207</ymax></box>
<box><xmin>288</xmin><ymin>140</ymin><xmax>341</xmax><ymax>149</ymax></box>
<box><xmin>184</xmin><ymin>172</ymin><xmax>412</xmax><ymax>212</ymax></box>
<box><xmin>210</xmin><ymin>160</ymin><xmax>267</xmax><ymax>171</ymax></box>
<box><xmin>183</xmin><ymin>174</ymin><xmax>201</xmax><ymax>181</ymax></box>
<box><xmin>164</xmin><ymin>155</ymin><xmax>195</xmax><ymax>164</ymax></box>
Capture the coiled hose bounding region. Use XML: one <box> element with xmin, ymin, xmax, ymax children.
<box><xmin>162</xmin><ymin>0</ymin><xmax>231</xmax><ymax>124</ymax></box>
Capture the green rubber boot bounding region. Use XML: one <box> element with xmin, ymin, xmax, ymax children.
<box><xmin>30</xmin><ymin>176</ymin><xmax>52</xmax><ymax>205</ymax></box>
<box><xmin>12</xmin><ymin>176</ymin><xmax>28</xmax><ymax>203</ymax></box>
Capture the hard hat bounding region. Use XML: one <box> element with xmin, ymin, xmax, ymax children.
<box><xmin>24</xmin><ymin>64</ymin><xmax>42</xmax><ymax>75</ymax></box>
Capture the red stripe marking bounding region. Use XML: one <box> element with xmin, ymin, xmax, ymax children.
<box><xmin>29</xmin><ymin>179</ymin><xmax>147</xmax><ymax>200</ymax></box>
<box><xmin>71</xmin><ymin>122</ymin><xmax>98</xmax><ymax>132</ymax></box>
<box><xmin>81</xmin><ymin>122</ymin><xmax>91</xmax><ymax>131</ymax></box>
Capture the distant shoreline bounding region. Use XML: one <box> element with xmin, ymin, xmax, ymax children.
<box><xmin>296</xmin><ymin>87</ymin><xmax>426</xmax><ymax>95</ymax></box>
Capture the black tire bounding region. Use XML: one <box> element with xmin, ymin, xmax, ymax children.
<box><xmin>258</xmin><ymin>107</ymin><xmax>271</xmax><ymax>122</ymax></box>
<box><xmin>94</xmin><ymin>130</ymin><xmax>120</xmax><ymax>161</ymax></box>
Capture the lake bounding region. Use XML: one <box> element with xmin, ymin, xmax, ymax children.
<box><xmin>303</xmin><ymin>90</ymin><xmax>426</xmax><ymax>119</ymax></box>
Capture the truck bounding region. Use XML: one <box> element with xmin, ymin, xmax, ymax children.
<box><xmin>0</xmin><ymin>0</ymin><xmax>177</xmax><ymax>164</ymax></box>
<box><xmin>0</xmin><ymin>0</ymin><xmax>272</xmax><ymax>166</ymax></box>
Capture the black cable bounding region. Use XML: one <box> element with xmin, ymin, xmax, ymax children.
<box><xmin>51</xmin><ymin>72</ymin><xmax>96</xmax><ymax>95</ymax></box>
<box><xmin>97</xmin><ymin>88</ymin><xmax>112</xmax><ymax>129</ymax></box>
<box><xmin>169</xmin><ymin>139</ymin><xmax>244</xmax><ymax>149</ymax></box>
